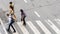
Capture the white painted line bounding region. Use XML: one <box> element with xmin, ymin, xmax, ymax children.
<box><xmin>17</xmin><ymin>22</ymin><xmax>29</xmax><ymax>34</ymax></box>
<box><xmin>54</xmin><ymin>19</ymin><xmax>60</xmax><ymax>21</ymax></box>
<box><xmin>24</xmin><ymin>0</ymin><xmax>27</xmax><ymax>3</ymax></box>
<box><xmin>54</xmin><ymin>19</ymin><xmax>60</xmax><ymax>24</ymax></box>
<box><xmin>45</xmin><ymin>19</ymin><xmax>60</xmax><ymax>34</ymax></box>
<box><xmin>0</xmin><ymin>32</ymin><xmax>1</xmax><ymax>34</ymax></box>
<box><xmin>34</xmin><ymin>11</ymin><xmax>40</xmax><ymax>17</ymax></box>
<box><xmin>0</xmin><ymin>18</ymin><xmax>8</xmax><ymax>34</ymax></box>
<box><xmin>26</xmin><ymin>21</ymin><xmax>41</xmax><ymax>34</ymax></box>
<box><xmin>36</xmin><ymin>20</ymin><xmax>51</xmax><ymax>34</ymax></box>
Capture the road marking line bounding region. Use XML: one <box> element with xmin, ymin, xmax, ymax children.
<box><xmin>0</xmin><ymin>18</ymin><xmax>8</xmax><ymax>34</ymax></box>
<box><xmin>34</xmin><ymin>11</ymin><xmax>40</xmax><ymax>17</ymax></box>
<box><xmin>26</xmin><ymin>21</ymin><xmax>41</xmax><ymax>34</ymax></box>
<box><xmin>17</xmin><ymin>22</ymin><xmax>29</xmax><ymax>34</ymax></box>
<box><xmin>54</xmin><ymin>19</ymin><xmax>60</xmax><ymax>24</ymax></box>
<box><xmin>36</xmin><ymin>20</ymin><xmax>51</xmax><ymax>34</ymax></box>
<box><xmin>24</xmin><ymin>0</ymin><xmax>27</xmax><ymax>3</ymax></box>
<box><xmin>0</xmin><ymin>32</ymin><xmax>1</xmax><ymax>34</ymax></box>
<box><xmin>45</xmin><ymin>19</ymin><xmax>60</xmax><ymax>34</ymax></box>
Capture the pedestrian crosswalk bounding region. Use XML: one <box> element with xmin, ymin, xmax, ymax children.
<box><xmin>0</xmin><ymin>18</ymin><xmax>8</xmax><ymax>34</ymax></box>
<box><xmin>17</xmin><ymin>22</ymin><xmax>29</xmax><ymax>34</ymax></box>
<box><xmin>54</xmin><ymin>19</ymin><xmax>60</xmax><ymax>25</ymax></box>
<box><xmin>14</xmin><ymin>19</ymin><xmax>60</xmax><ymax>34</ymax></box>
<box><xmin>15</xmin><ymin>19</ymin><xmax>60</xmax><ymax>34</ymax></box>
<box><xmin>45</xmin><ymin>19</ymin><xmax>60</xmax><ymax>34</ymax></box>
<box><xmin>26</xmin><ymin>21</ymin><xmax>41</xmax><ymax>34</ymax></box>
<box><xmin>0</xmin><ymin>18</ymin><xmax>60</xmax><ymax>34</ymax></box>
<box><xmin>0</xmin><ymin>0</ymin><xmax>60</xmax><ymax>34</ymax></box>
<box><xmin>36</xmin><ymin>20</ymin><xmax>51</xmax><ymax>34</ymax></box>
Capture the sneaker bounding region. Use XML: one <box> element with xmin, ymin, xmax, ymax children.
<box><xmin>6</xmin><ymin>29</ymin><xmax>10</xmax><ymax>32</ymax></box>
<box><xmin>23</xmin><ymin>23</ymin><xmax>26</xmax><ymax>25</ymax></box>
<box><xmin>13</xmin><ymin>30</ymin><xmax>16</xmax><ymax>33</ymax></box>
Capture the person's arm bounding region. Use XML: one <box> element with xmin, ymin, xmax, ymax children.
<box><xmin>13</xmin><ymin>14</ymin><xmax>17</xmax><ymax>22</ymax></box>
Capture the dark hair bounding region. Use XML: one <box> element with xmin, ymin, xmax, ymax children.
<box><xmin>9</xmin><ymin>2</ymin><xmax>12</xmax><ymax>4</ymax></box>
<box><xmin>10</xmin><ymin>6</ymin><xmax>14</xmax><ymax>10</ymax></box>
<box><xmin>7</xmin><ymin>14</ymin><xmax>9</xmax><ymax>16</ymax></box>
<box><xmin>9</xmin><ymin>1</ymin><xmax>14</xmax><ymax>10</ymax></box>
<box><xmin>20</xmin><ymin>9</ymin><xmax>23</xmax><ymax>13</ymax></box>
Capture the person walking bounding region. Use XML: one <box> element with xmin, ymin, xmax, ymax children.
<box><xmin>9</xmin><ymin>2</ymin><xmax>14</xmax><ymax>15</ymax></box>
<box><xmin>7</xmin><ymin>14</ymin><xmax>16</xmax><ymax>33</ymax></box>
<box><xmin>9</xmin><ymin>1</ymin><xmax>17</xmax><ymax>22</ymax></box>
<box><xmin>20</xmin><ymin>9</ymin><xmax>26</xmax><ymax>25</ymax></box>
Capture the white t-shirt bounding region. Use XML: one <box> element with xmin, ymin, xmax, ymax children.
<box><xmin>8</xmin><ymin>15</ymin><xmax>11</xmax><ymax>24</ymax></box>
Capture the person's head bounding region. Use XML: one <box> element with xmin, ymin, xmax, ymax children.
<box><xmin>20</xmin><ymin>9</ymin><xmax>23</xmax><ymax>13</ymax></box>
<box><xmin>7</xmin><ymin>14</ymin><xmax>9</xmax><ymax>16</ymax></box>
<box><xmin>9</xmin><ymin>2</ymin><xmax>12</xmax><ymax>4</ymax></box>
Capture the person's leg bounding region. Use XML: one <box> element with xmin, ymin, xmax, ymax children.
<box><xmin>10</xmin><ymin>24</ymin><xmax>16</xmax><ymax>32</ymax></box>
<box><xmin>7</xmin><ymin>23</ymin><xmax>12</xmax><ymax>31</ymax></box>
<box><xmin>21</xmin><ymin>18</ymin><xmax>23</xmax><ymax>21</ymax></box>
<box><xmin>23</xmin><ymin>17</ymin><xmax>26</xmax><ymax>25</ymax></box>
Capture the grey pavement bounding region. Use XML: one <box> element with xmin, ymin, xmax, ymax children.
<box><xmin>0</xmin><ymin>0</ymin><xmax>60</xmax><ymax>34</ymax></box>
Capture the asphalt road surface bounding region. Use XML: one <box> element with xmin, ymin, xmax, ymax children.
<box><xmin>0</xmin><ymin>0</ymin><xmax>60</xmax><ymax>34</ymax></box>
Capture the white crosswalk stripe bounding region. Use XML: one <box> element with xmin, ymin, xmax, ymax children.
<box><xmin>54</xmin><ymin>19</ymin><xmax>60</xmax><ymax>24</ymax></box>
<box><xmin>26</xmin><ymin>21</ymin><xmax>41</xmax><ymax>34</ymax></box>
<box><xmin>0</xmin><ymin>32</ymin><xmax>1</xmax><ymax>34</ymax></box>
<box><xmin>36</xmin><ymin>20</ymin><xmax>51</xmax><ymax>34</ymax></box>
<box><xmin>24</xmin><ymin>0</ymin><xmax>28</xmax><ymax>3</ymax></box>
<box><xmin>34</xmin><ymin>11</ymin><xmax>40</xmax><ymax>17</ymax></box>
<box><xmin>45</xmin><ymin>19</ymin><xmax>60</xmax><ymax>34</ymax></box>
<box><xmin>0</xmin><ymin>18</ymin><xmax>8</xmax><ymax>34</ymax></box>
<box><xmin>17</xmin><ymin>22</ymin><xmax>29</xmax><ymax>34</ymax></box>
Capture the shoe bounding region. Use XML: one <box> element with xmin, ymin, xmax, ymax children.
<box><xmin>13</xmin><ymin>30</ymin><xmax>16</xmax><ymax>33</ymax></box>
<box><xmin>6</xmin><ymin>29</ymin><xmax>10</xmax><ymax>32</ymax></box>
<box><xmin>23</xmin><ymin>23</ymin><xmax>26</xmax><ymax>25</ymax></box>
